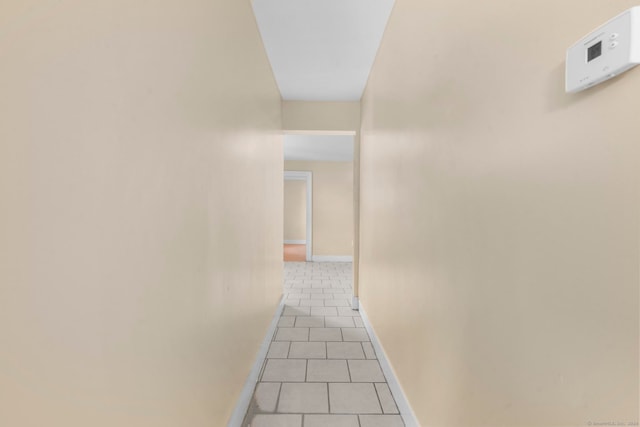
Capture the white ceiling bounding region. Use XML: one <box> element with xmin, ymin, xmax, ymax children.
<box><xmin>252</xmin><ymin>0</ymin><xmax>395</xmax><ymax>101</ymax></box>
<box><xmin>284</xmin><ymin>134</ymin><xmax>354</xmax><ymax>161</ymax></box>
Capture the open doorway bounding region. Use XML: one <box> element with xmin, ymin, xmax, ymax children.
<box><xmin>283</xmin><ymin>133</ymin><xmax>354</xmax><ymax>263</ymax></box>
<box><xmin>283</xmin><ymin>171</ymin><xmax>312</xmax><ymax>261</ymax></box>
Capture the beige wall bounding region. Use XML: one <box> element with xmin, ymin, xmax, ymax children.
<box><xmin>283</xmin><ymin>101</ymin><xmax>361</xmax><ymax>132</ymax></box>
<box><xmin>285</xmin><ymin>161</ymin><xmax>353</xmax><ymax>257</ymax></box>
<box><xmin>360</xmin><ymin>1</ymin><xmax>639</xmax><ymax>426</ymax></box>
<box><xmin>284</xmin><ymin>179</ymin><xmax>307</xmax><ymax>241</ymax></box>
<box><xmin>0</xmin><ymin>1</ymin><xmax>282</xmax><ymax>426</ymax></box>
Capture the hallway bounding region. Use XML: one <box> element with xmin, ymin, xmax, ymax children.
<box><xmin>2</xmin><ymin>1</ymin><xmax>638</xmax><ymax>426</ymax></box>
<box><xmin>242</xmin><ymin>263</ymin><xmax>404</xmax><ymax>427</ymax></box>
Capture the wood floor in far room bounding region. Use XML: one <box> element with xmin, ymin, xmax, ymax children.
<box><xmin>284</xmin><ymin>244</ymin><xmax>306</xmax><ymax>262</ymax></box>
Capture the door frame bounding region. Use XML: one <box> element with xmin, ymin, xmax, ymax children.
<box><xmin>284</xmin><ymin>171</ymin><xmax>313</xmax><ymax>261</ymax></box>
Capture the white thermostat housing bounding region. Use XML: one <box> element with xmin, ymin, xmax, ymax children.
<box><xmin>566</xmin><ymin>6</ymin><xmax>640</xmax><ymax>93</ymax></box>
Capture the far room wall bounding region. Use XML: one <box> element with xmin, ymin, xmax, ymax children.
<box><xmin>285</xmin><ymin>160</ymin><xmax>353</xmax><ymax>257</ymax></box>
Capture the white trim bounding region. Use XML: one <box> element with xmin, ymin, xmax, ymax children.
<box><xmin>311</xmin><ymin>255</ymin><xmax>353</xmax><ymax>262</ymax></box>
<box><xmin>284</xmin><ymin>171</ymin><xmax>313</xmax><ymax>261</ymax></box>
<box><xmin>284</xmin><ymin>130</ymin><xmax>356</xmax><ymax>136</ymax></box>
<box><xmin>284</xmin><ymin>240</ymin><xmax>306</xmax><ymax>244</ymax></box>
<box><xmin>226</xmin><ymin>296</ymin><xmax>285</xmax><ymax>427</ymax></box>
<box><xmin>359</xmin><ymin>304</ymin><xmax>421</xmax><ymax>427</ymax></box>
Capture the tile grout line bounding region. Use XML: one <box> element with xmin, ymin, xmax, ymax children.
<box><xmin>273</xmin><ymin>383</ymin><xmax>283</xmax><ymax>415</ymax></box>
<box><xmin>326</xmin><ymin>382</ymin><xmax>330</xmax><ymax>415</ymax></box>
<box><xmin>372</xmin><ymin>382</ymin><xmax>385</xmax><ymax>415</ymax></box>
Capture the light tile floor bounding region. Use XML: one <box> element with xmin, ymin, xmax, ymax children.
<box><xmin>242</xmin><ymin>262</ymin><xmax>405</xmax><ymax>427</ymax></box>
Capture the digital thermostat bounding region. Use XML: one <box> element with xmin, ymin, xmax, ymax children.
<box><xmin>566</xmin><ymin>6</ymin><xmax>640</xmax><ymax>93</ymax></box>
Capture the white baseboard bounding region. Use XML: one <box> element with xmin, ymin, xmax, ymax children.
<box><xmin>284</xmin><ymin>240</ymin><xmax>306</xmax><ymax>244</ymax></box>
<box><xmin>359</xmin><ymin>303</ymin><xmax>421</xmax><ymax>427</ymax></box>
<box><xmin>226</xmin><ymin>296</ymin><xmax>285</xmax><ymax>427</ymax></box>
<box><xmin>311</xmin><ymin>255</ymin><xmax>353</xmax><ymax>262</ymax></box>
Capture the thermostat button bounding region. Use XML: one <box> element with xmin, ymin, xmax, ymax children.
<box><xmin>610</xmin><ymin>33</ymin><xmax>619</xmax><ymax>39</ymax></box>
<box><xmin>610</xmin><ymin>41</ymin><xmax>619</xmax><ymax>49</ymax></box>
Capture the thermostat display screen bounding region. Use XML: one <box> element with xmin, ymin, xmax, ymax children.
<box><xmin>587</xmin><ymin>41</ymin><xmax>602</xmax><ymax>62</ymax></box>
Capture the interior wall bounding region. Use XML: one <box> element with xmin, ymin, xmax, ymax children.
<box><xmin>0</xmin><ymin>1</ymin><xmax>283</xmax><ymax>426</ymax></box>
<box><xmin>285</xmin><ymin>161</ymin><xmax>353</xmax><ymax>257</ymax></box>
<box><xmin>284</xmin><ymin>179</ymin><xmax>307</xmax><ymax>241</ymax></box>
<box><xmin>282</xmin><ymin>101</ymin><xmax>360</xmax><ymax>132</ymax></box>
<box><xmin>359</xmin><ymin>1</ymin><xmax>639</xmax><ymax>426</ymax></box>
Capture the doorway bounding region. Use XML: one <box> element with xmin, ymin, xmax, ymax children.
<box><xmin>283</xmin><ymin>171</ymin><xmax>312</xmax><ymax>261</ymax></box>
<box><xmin>283</xmin><ymin>134</ymin><xmax>354</xmax><ymax>264</ymax></box>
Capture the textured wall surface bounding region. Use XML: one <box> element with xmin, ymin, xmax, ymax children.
<box><xmin>359</xmin><ymin>1</ymin><xmax>639</xmax><ymax>426</ymax></box>
<box><xmin>0</xmin><ymin>1</ymin><xmax>283</xmax><ymax>425</ymax></box>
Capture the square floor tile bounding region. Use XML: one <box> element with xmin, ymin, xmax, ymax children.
<box><xmin>284</xmin><ymin>299</ymin><xmax>300</xmax><ymax>306</ymax></box>
<box><xmin>300</xmin><ymin>299</ymin><xmax>325</xmax><ymax>307</ymax></box>
<box><xmin>325</xmin><ymin>316</ymin><xmax>355</xmax><ymax>328</ymax></box>
<box><xmin>261</xmin><ymin>359</ymin><xmax>306</xmax><ymax>382</ymax></box>
<box><xmin>332</xmin><ymin>293</ymin><xmax>352</xmax><ymax>299</ymax></box>
<box><xmin>267</xmin><ymin>341</ymin><xmax>290</xmax><ymax>358</ymax></box>
<box><xmin>348</xmin><ymin>360</ymin><xmax>385</xmax><ymax>382</ymax></box>
<box><xmin>374</xmin><ymin>383</ymin><xmax>399</xmax><ymax>414</ymax></box>
<box><xmin>311</xmin><ymin>283</ymin><xmax>331</xmax><ymax>288</ymax></box>
<box><xmin>283</xmin><ymin>306</ymin><xmax>310</xmax><ymax>316</ymax></box>
<box><xmin>311</xmin><ymin>307</ymin><xmax>338</xmax><ymax>316</ymax></box>
<box><xmin>247</xmin><ymin>414</ymin><xmax>301</xmax><ymax>427</ymax></box>
<box><xmin>362</xmin><ymin>342</ymin><xmax>376</xmax><ymax>359</ymax></box>
<box><xmin>310</xmin><ymin>293</ymin><xmax>332</xmax><ymax>299</ymax></box>
<box><xmin>327</xmin><ymin>342</ymin><xmax>365</xmax><ymax>359</ymax></box>
<box><xmin>295</xmin><ymin>316</ymin><xmax>324</xmax><ymax>327</ymax></box>
<box><xmin>353</xmin><ymin>317</ymin><xmax>365</xmax><ymax>328</ymax></box>
<box><xmin>337</xmin><ymin>307</ymin><xmax>360</xmax><ymax>317</ymax></box>
<box><xmin>359</xmin><ymin>415</ymin><xmax>404</xmax><ymax>427</ymax></box>
<box><xmin>309</xmin><ymin>328</ymin><xmax>342</xmax><ymax>342</ymax></box>
<box><xmin>329</xmin><ymin>383</ymin><xmax>382</xmax><ymax>414</ymax></box>
<box><xmin>275</xmin><ymin>328</ymin><xmax>309</xmax><ymax>341</ymax></box>
<box><xmin>278</xmin><ymin>383</ymin><xmax>329</xmax><ymax>413</ymax></box>
<box><xmin>304</xmin><ymin>415</ymin><xmax>359</xmax><ymax>427</ymax></box>
<box><xmin>307</xmin><ymin>359</ymin><xmax>350</xmax><ymax>382</ymax></box>
<box><xmin>289</xmin><ymin>293</ymin><xmax>309</xmax><ymax>299</ymax></box>
<box><xmin>342</xmin><ymin>328</ymin><xmax>370</xmax><ymax>342</ymax></box>
<box><xmin>324</xmin><ymin>299</ymin><xmax>350</xmax><ymax>307</ymax></box>
<box><xmin>288</xmin><ymin>342</ymin><xmax>326</xmax><ymax>359</ymax></box>
<box><xmin>254</xmin><ymin>382</ymin><xmax>280</xmax><ymax>412</ymax></box>
<box><xmin>278</xmin><ymin>317</ymin><xmax>295</xmax><ymax>327</ymax></box>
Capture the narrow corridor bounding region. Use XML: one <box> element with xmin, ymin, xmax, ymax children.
<box><xmin>242</xmin><ymin>262</ymin><xmax>404</xmax><ymax>427</ymax></box>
